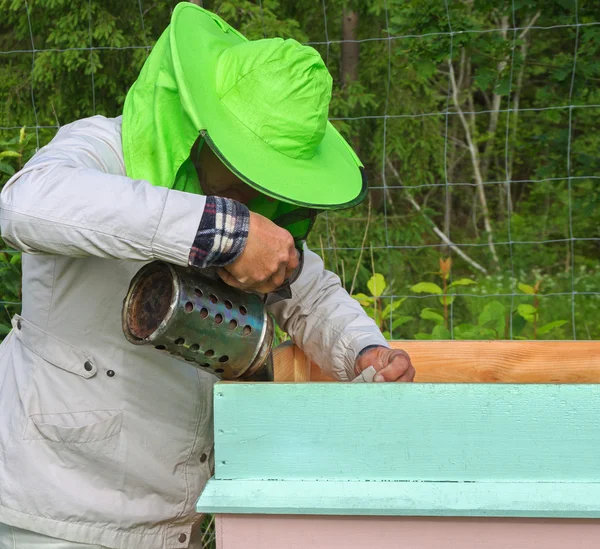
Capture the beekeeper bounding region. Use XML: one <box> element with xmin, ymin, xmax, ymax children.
<box><xmin>0</xmin><ymin>4</ymin><xmax>414</xmax><ymax>549</ymax></box>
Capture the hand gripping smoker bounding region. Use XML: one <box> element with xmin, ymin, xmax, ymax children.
<box><xmin>122</xmin><ymin>261</ymin><xmax>275</xmax><ymax>381</ymax></box>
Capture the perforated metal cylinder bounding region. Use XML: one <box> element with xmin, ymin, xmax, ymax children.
<box><xmin>122</xmin><ymin>261</ymin><xmax>274</xmax><ymax>381</ymax></box>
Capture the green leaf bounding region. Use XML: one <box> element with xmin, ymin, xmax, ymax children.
<box><xmin>512</xmin><ymin>314</ymin><xmax>527</xmax><ymax>336</ymax></box>
<box><xmin>438</xmin><ymin>295</ymin><xmax>456</xmax><ymax>306</ymax></box>
<box><xmin>518</xmin><ymin>283</ymin><xmax>535</xmax><ymax>295</ymax></box>
<box><xmin>453</xmin><ymin>323</ymin><xmax>480</xmax><ymax>339</ymax></box>
<box><xmin>367</xmin><ymin>273</ymin><xmax>387</xmax><ymax>297</ymax></box>
<box><xmin>554</xmin><ymin>0</ymin><xmax>575</xmax><ymax>10</ymax></box>
<box><xmin>391</xmin><ymin>316</ymin><xmax>414</xmax><ymax>330</ymax></box>
<box><xmin>478</xmin><ymin>301</ymin><xmax>506</xmax><ymax>336</ymax></box>
<box><xmin>411</xmin><ymin>282</ymin><xmax>442</xmax><ymax>295</ymax></box>
<box><xmin>420</xmin><ymin>308</ymin><xmax>445</xmax><ymax>324</ymax></box>
<box><xmin>9</xmin><ymin>253</ymin><xmax>21</xmax><ymax>265</ymax></box>
<box><xmin>431</xmin><ymin>325</ymin><xmax>451</xmax><ymax>339</ymax></box>
<box><xmin>454</xmin><ymin>324</ymin><xmax>496</xmax><ymax>340</ymax></box>
<box><xmin>494</xmin><ymin>75</ymin><xmax>511</xmax><ymax>96</ymax></box>
<box><xmin>517</xmin><ymin>304</ymin><xmax>538</xmax><ymax>322</ymax></box>
<box><xmin>0</xmin><ymin>323</ymin><xmax>12</xmax><ymax>336</ymax></box>
<box><xmin>415</xmin><ymin>59</ymin><xmax>436</xmax><ymax>79</ymax></box>
<box><xmin>448</xmin><ymin>278</ymin><xmax>476</xmax><ymax>289</ymax></box>
<box><xmin>0</xmin><ymin>150</ymin><xmax>21</xmax><ymax>159</ymax></box>
<box><xmin>19</xmin><ymin>126</ymin><xmax>26</xmax><ymax>145</ymax></box>
<box><xmin>381</xmin><ymin>298</ymin><xmax>406</xmax><ymax>318</ymax></box>
<box><xmin>414</xmin><ymin>333</ymin><xmax>432</xmax><ymax>340</ymax></box>
<box><xmin>373</xmin><ymin>310</ymin><xmax>382</xmax><ymax>327</ymax></box>
<box><xmin>0</xmin><ymin>136</ymin><xmax>20</xmax><ymax>147</ymax></box>
<box><xmin>474</xmin><ymin>67</ymin><xmax>496</xmax><ymax>91</ymax></box>
<box><xmin>0</xmin><ymin>162</ymin><xmax>15</xmax><ymax>176</ymax></box>
<box><xmin>538</xmin><ymin>320</ymin><xmax>568</xmax><ymax>336</ymax></box>
<box><xmin>352</xmin><ymin>293</ymin><xmax>374</xmax><ymax>307</ymax></box>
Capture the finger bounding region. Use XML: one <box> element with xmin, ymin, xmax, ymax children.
<box><xmin>251</xmin><ymin>282</ymin><xmax>278</xmax><ymax>294</ymax></box>
<box><xmin>373</xmin><ymin>353</ymin><xmax>414</xmax><ymax>382</ymax></box>
<box><xmin>217</xmin><ymin>268</ymin><xmax>246</xmax><ymax>289</ymax></box>
<box><xmin>270</xmin><ymin>262</ymin><xmax>287</xmax><ymax>289</ymax></box>
<box><xmin>283</xmin><ymin>249</ymin><xmax>301</xmax><ymax>280</ymax></box>
<box><xmin>287</xmin><ymin>248</ymin><xmax>300</xmax><ymax>271</ymax></box>
<box><xmin>221</xmin><ymin>265</ymin><xmax>249</xmax><ymax>286</ymax></box>
<box><xmin>395</xmin><ymin>361</ymin><xmax>416</xmax><ymax>382</ymax></box>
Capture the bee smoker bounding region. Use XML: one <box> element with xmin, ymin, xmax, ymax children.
<box><xmin>122</xmin><ymin>261</ymin><xmax>274</xmax><ymax>381</ymax></box>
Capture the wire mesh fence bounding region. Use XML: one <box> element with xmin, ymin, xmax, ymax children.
<box><xmin>0</xmin><ymin>0</ymin><xmax>598</xmax><ymax>342</ymax></box>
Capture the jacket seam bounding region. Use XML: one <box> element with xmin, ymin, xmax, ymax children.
<box><xmin>171</xmin><ymin>368</ymin><xmax>205</xmax><ymax>524</ymax></box>
<box><xmin>44</xmin><ymin>256</ymin><xmax>58</xmax><ymax>332</ymax></box>
<box><xmin>0</xmin><ymin>502</ymin><xmax>161</xmax><ymax>538</ymax></box>
<box><xmin>284</xmin><ymin>285</ymin><xmax>384</xmax><ymax>377</ymax></box>
<box><xmin>69</xmin><ymin>120</ymin><xmax>127</xmax><ymax>175</ymax></box>
<box><xmin>150</xmin><ymin>189</ymin><xmax>172</xmax><ymax>259</ymax></box>
<box><xmin>1</xmin><ymin>206</ymin><xmax>152</xmax><ymax>249</ymax></box>
<box><xmin>291</xmin><ymin>308</ymin><xmax>354</xmax><ymax>375</ymax></box>
<box><xmin>15</xmin><ymin>317</ymin><xmax>95</xmax><ymax>369</ymax></box>
<box><xmin>288</xmin><ymin>275</ymin><xmax>355</xmax><ymax>340</ymax></box>
<box><xmin>279</xmin><ymin>256</ymin><xmax>365</xmax><ymax>376</ymax></box>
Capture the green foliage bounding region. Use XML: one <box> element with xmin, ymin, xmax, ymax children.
<box><xmin>367</xmin><ymin>273</ymin><xmax>386</xmax><ymax>297</ymax></box>
<box><xmin>0</xmin><ymin>127</ymin><xmax>32</xmax><ymax>333</ymax></box>
<box><xmin>517</xmin><ymin>303</ymin><xmax>538</xmax><ymax>323</ymax></box>
<box><xmin>420</xmin><ymin>308</ymin><xmax>444</xmax><ymax>324</ymax></box>
<box><xmin>513</xmin><ymin>279</ymin><xmax>568</xmax><ymax>339</ymax></box>
<box><xmin>0</xmin><ymin>251</ymin><xmax>21</xmax><ymax>335</ymax></box>
<box><xmin>411</xmin><ymin>282</ymin><xmax>442</xmax><ymax>295</ymax></box>
<box><xmin>0</xmin><ymin>0</ymin><xmax>598</xmax><ymax>352</ymax></box>
<box><xmin>411</xmin><ymin>257</ymin><xmax>478</xmax><ymax>339</ymax></box>
<box><xmin>349</xmin><ymin>255</ymin><xmax>575</xmax><ymax>341</ymax></box>
<box><xmin>273</xmin><ymin>321</ymin><xmax>290</xmax><ymax>346</ymax></box>
<box><xmin>353</xmin><ymin>273</ymin><xmax>411</xmax><ymax>339</ymax></box>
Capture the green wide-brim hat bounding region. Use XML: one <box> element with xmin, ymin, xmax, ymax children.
<box><xmin>122</xmin><ymin>2</ymin><xmax>367</xmax><ymax>209</ymax></box>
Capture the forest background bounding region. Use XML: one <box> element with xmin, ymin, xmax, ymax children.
<box><xmin>0</xmin><ymin>0</ymin><xmax>598</xmax><ymax>342</ymax></box>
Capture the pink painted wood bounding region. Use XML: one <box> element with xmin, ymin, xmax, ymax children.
<box><xmin>216</xmin><ymin>515</ymin><xmax>600</xmax><ymax>549</ymax></box>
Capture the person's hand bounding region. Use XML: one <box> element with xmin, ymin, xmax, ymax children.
<box><xmin>218</xmin><ymin>211</ymin><xmax>299</xmax><ymax>294</ymax></box>
<box><xmin>355</xmin><ymin>346</ymin><xmax>415</xmax><ymax>382</ymax></box>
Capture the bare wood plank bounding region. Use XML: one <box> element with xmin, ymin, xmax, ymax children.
<box><xmin>271</xmin><ymin>342</ymin><xmax>296</xmax><ymax>382</ymax></box>
<box><xmin>273</xmin><ymin>341</ymin><xmax>600</xmax><ymax>383</ymax></box>
<box><xmin>293</xmin><ymin>344</ymin><xmax>311</xmax><ymax>382</ymax></box>
<box><xmin>404</xmin><ymin>341</ymin><xmax>600</xmax><ymax>383</ymax></box>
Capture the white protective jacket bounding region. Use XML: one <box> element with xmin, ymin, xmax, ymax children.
<box><xmin>0</xmin><ymin>116</ymin><xmax>387</xmax><ymax>549</ymax></box>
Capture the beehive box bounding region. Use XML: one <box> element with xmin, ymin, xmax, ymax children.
<box><xmin>197</xmin><ymin>341</ymin><xmax>600</xmax><ymax>549</ymax></box>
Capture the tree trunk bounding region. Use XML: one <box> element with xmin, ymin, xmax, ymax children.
<box><xmin>387</xmin><ymin>159</ymin><xmax>488</xmax><ymax>275</ymax></box>
<box><xmin>340</xmin><ymin>8</ymin><xmax>362</xmax><ymax>159</ymax></box>
<box><xmin>443</xmin><ymin>118</ymin><xmax>457</xmax><ymax>255</ymax></box>
<box><xmin>480</xmin><ymin>15</ymin><xmax>509</xmax><ymax>185</ymax></box>
<box><xmin>341</xmin><ymin>9</ymin><xmax>359</xmax><ymax>87</ymax></box>
<box><xmin>448</xmin><ymin>59</ymin><xmax>500</xmax><ymax>266</ymax></box>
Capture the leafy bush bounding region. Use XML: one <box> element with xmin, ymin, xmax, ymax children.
<box><xmin>0</xmin><ymin>127</ymin><xmax>34</xmax><ymax>335</ymax></box>
<box><xmin>349</xmin><ymin>255</ymin><xmax>577</xmax><ymax>341</ymax></box>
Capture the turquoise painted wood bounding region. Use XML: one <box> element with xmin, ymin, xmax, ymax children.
<box><xmin>197</xmin><ymin>383</ymin><xmax>600</xmax><ymax>517</ymax></box>
<box><xmin>211</xmin><ymin>383</ymin><xmax>600</xmax><ymax>481</ymax></box>
<box><xmin>198</xmin><ymin>480</ymin><xmax>600</xmax><ymax>517</ymax></box>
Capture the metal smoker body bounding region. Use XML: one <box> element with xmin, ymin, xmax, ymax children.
<box><xmin>122</xmin><ymin>261</ymin><xmax>274</xmax><ymax>381</ymax></box>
